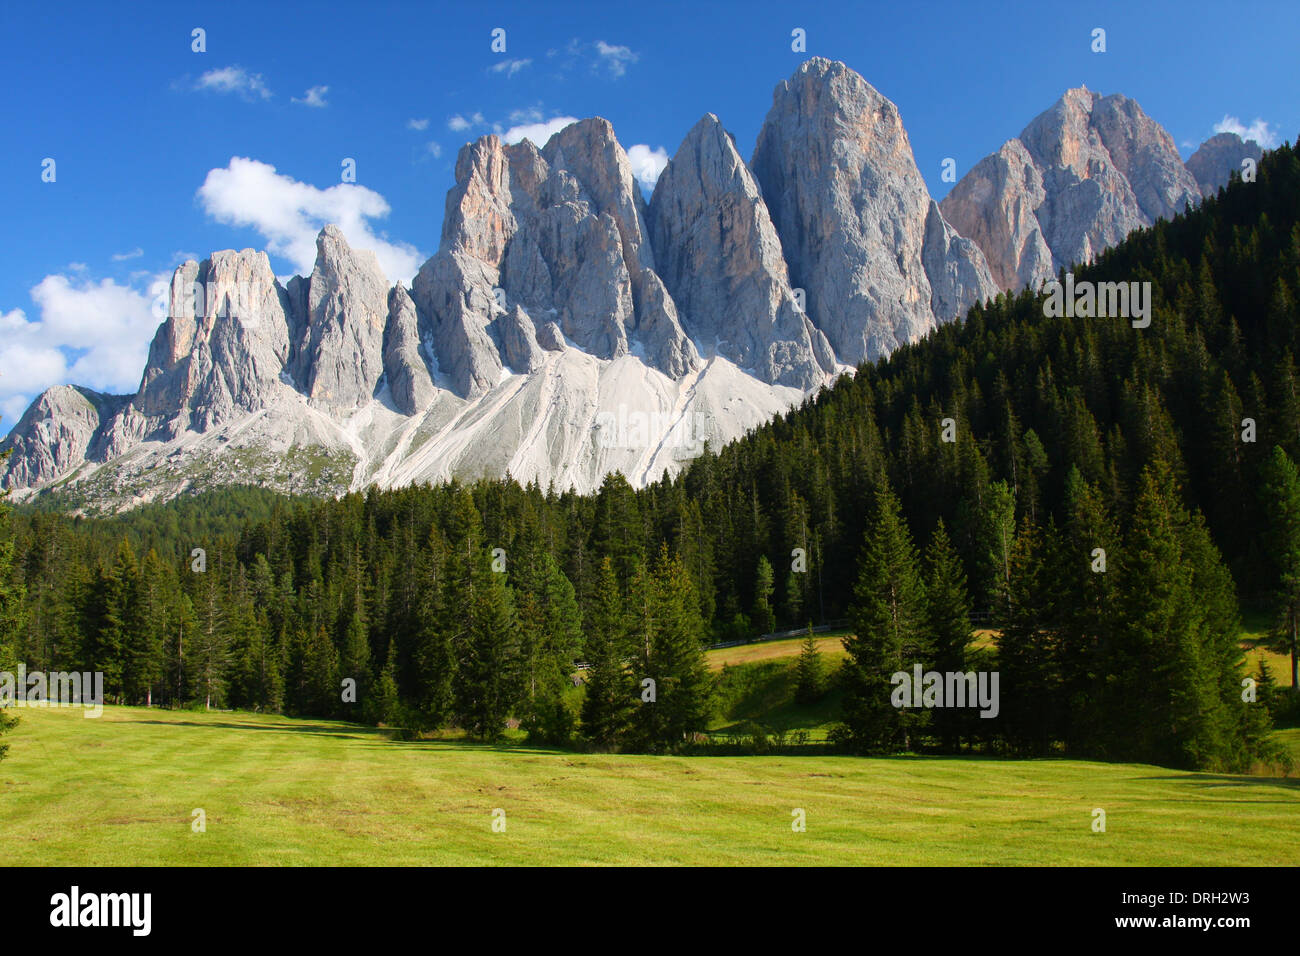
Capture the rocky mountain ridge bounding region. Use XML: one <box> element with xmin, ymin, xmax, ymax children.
<box><xmin>2</xmin><ymin>59</ymin><xmax>1258</xmax><ymax>511</ymax></box>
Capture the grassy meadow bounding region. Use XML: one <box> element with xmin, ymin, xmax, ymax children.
<box><xmin>1</xmin><ymin>704</ymin><xmax>1296</xmax><ymax>866</ymax></box>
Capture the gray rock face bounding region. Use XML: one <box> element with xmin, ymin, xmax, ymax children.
<box><xmin>0</xmin><ymin>386</ymin><xmax>126</xmax><ymax>489</ymax></box>
<box><xmin>136</xmin><ymin>248</ymin><xmax>297</xmax><ymax>436</ymax></box>
<box><xmin>649</xmin><ymin>114</ymin><xmax>835</xmax><ymax>389</ymax></box>
<box><xmin>941</xmin><ymin>87</ymin><xmax>1201</xmax><ymax>292</ymax></box>
<box><xmin>922</xmin><ymin>200</ymin><xmax>1001</xmax><ymax>325</ymax></box>
<box><xmin>1186</xmin><ymin>132</ymin><xmax>1264</xmax><ymax>198</ymax></box>
<box><xmin>417</xmin><ymin>124</ymin><xmax>699</xmax><ymax>397</ymax></box>
<box><xmin>383</xmin><ymin>284</ymin><xmax>436</xmax><ymax>414</ymax></box>
<box><xmin>490</xmin><ymin>305</ymin><xmax>546</xmax><ymax>374</ymax></box>
<box><xmin>936</xmin><ymin>140</ymin><xmax>1053</xmax><ymax>291</ymax></box>
<box><xmin>751</xmin><ymin>57</ymin><xmax>996</xmax><ymax>365</ymax></box>
<box><xmin>291</xmin><ymin>224</ymin><xmax>391</xmax><ymax>411</ymax></box>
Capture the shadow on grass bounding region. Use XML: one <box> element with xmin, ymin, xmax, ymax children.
<box><xmin>121</xmin><ymin>715</ymin><xmax>559</xmax><ymax>754</ymax></box>
<box><xmin>1134</xmin><ymin>772</ymin><xmax>1300</xmax><ymax>793</ymax></box>
<box><xmin>123</xmin><ymin>717</ymin><xmax>385</xmax><ymax>739</ymax></box>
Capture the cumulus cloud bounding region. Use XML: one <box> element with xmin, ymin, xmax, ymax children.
<box><xmin>502</xmin><ymin>115</ymin><xmax>579</xmax><ymax>147</ymax></box>
<box><xmin>196</xmin><ymin>157</ymin><xmax>424</xmax><ymax>282</ymax></box>
<box><xmin>0</xmin><ymin>275</ymin><xmax>164</xmax><ymax>426</ymax></box>
<box><xmin>627</xmin><ymin>145</ymin><xmax>669</xmax><ymax>191</ymax></box>
<box><xmin>426</xmin><ymin>142</ymin><xmax>442</xmax><ymax>158</ymax></box>
<box><xmin>292</xmin><ymin>85</ymin><xmax>329</xmax><ymax>108</ymax></box>
<box><xmin>193</xmin><ymin>66</ymin><xmax>272</xmax><ymax>101</ymax></box>
<box><xmin>407</xmin><ymin>117</ymin><xmax>430</xmax><ymax>131</ymax></box>
<box><xmin>111</xmin><ymin>247</ymin><xmax>144</xmax><ymax>261</ymax></box>
<box><xmin>1213</xmin><ymin>114</ymin><xmax>1279</xmax><ymax>148</ymax></box>
<box><xmin>448</xmin><ymin>112</ymin><xmax>485</xmax><ymax>132</ymax></box>
<box><xmin>490</xmin><ymin>58</ymin><xmax>532</xmax><ymax>77</ymax></box>
<box><xmin>594</xmin><ymin>41</ymin><xmax>637</xmax><ymax>78</ymax></box>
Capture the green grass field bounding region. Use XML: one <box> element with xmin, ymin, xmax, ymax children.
<box><xmin>2</xmin><ymin>706</ymin><xmax>1296</xmax><ymax>866</ymax></box>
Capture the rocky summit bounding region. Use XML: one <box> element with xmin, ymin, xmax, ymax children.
<box><xmin>1</xmin><ymin>59</ymin><xmax>1244</xmax><ymax>511</ymax></box>
<box><xmin>940</xmin><ymin>89</ymin><xmax>1243</xmax><ymax>294</ymax></box>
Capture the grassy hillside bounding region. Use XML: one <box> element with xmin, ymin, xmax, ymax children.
<box><xmin>2</xmin><ymin>706</ymin><xmax>1296</xmax><ymax>866</ymax></box>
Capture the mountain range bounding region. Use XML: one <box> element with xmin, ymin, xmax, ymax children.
<box><xmin>0</xmin><ymin>57</ymin><xmax>1261</xmax><ymax>511</ymax></box>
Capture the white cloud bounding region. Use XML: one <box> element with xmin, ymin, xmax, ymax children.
<box><xmin>502</xmin><ymin>116</ymin><xmax>579</xmax><ymax>147</ymax></box>
<box><xmin>508</xmin><ymin>106</ymin><xmax>544</xmax><ymax>124</ymax></box>
<box><xmin>448</xmin><ymin>112</ymin><xmax>485</xmax><ymax>132</ymax></box>
<box><xmin>193</xmin><ymin>66</ymin><xmax>272</xmax><ymax>101</ymax></box>
<box><xmin>627</xmin><ymin>145</ymin><xmax>669</xmax><ymax>191</ymax></box>
<box><xmin>196</xmin><ymin>157</ymin><xmax>424</xmax><ymax>282</ymax></box>
<box><xmin>426</xmin><ymin>142</ymin><xmax>442</xmax><ymax>158</ymax></box>
<box><xmin>1212</xmin><ymin>114</ymin><xmax>1279</xmax><ymax>149</ymax></box>
<box><xmin>111</xmin><ymin>247</ymin><xmax>144</xmax><ymax>261</ymax></box>
<box><xmin>0</xmin><ymin>275</ymin><xmax>164</xmax><ymax>424</ymax></box>
<box><xmin>595</xmin><ymin>41</ymin><xmax>637</xmax><ymax>78</ymax></box>
<box><xmin>490</xmin><ymin>58</ymin><xmax>532</xmax><ymax>78</ymax></box>
<box><xmin>292</xmin><ymin>85</ymin><xmax>329</xmax><ymax>108</ymax></box>
<box><xmin>407</xmin><ymin>117</ymin><xmax>430</xmax><ymax>131</ymax></box>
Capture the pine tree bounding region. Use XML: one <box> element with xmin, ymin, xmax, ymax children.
<box><xmin>630</xmin><ymin>545</ymin><xmax>712</xmax><ymax>752</ymax></box>
<box><xmin>924</xmin><ymin>520</ymin><xmax>972</xmax><ymax>750</ymax></box>
<box><xmin>1259</xmin><ymin>445</ymin><xmax>1300</xmax><ymax>694</ymax></box>
<box><xmin>444</xmin><ymin>492</ymin><xmax>522</xmax><ymax>740</ymax></box>
<box><xmin>126</xmin><ymin>549</ymin><xmax>170</xmax><ymax>707</ymax></box>
<box><xmin>998</xmin><ymin>516</ymin><xmax>1060</xmax><ymax>755</ymax></box>
<box><xmin>794</xmin><ymin>624</ymin><xmax>824</xmax><ymax>705</ymax></box>
<box><xmin>517</xmin><ymin>552</ymin><xmax>582</xmax><ymax>745</ymax></box>
<box><xmin>841</xmin><ymin>484</ymin><xmax>929</xmax><ymax>753</ymax></box>
<box><xmin>752</xmin><ymin>555</ymin><xmax>775</xmax><ymax>635</ymax></box>
<box><xmin>188</xmin><ymin>564</ymin><xmax>229</xmax><ymax>711</ymax></box>
<box><xmin>580</xmin><ymin>556</ymin><xmax>634</xmax><ymax>748</ymax></box>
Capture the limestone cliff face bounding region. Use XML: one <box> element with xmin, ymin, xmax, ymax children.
<box><xmin>291</xmin><ymin>224</ymin><xmax>391</xmax><ymax>412</ymax></box>
<box><xmin>941</xmin><ymin>88</ymin><xmax>1201</xmax><ymax>292</ymax></box>
<box><xmin>413</xmin><ymin>121</ymin><xmax>699</xmax><ymax>401</ymax></box>
<box><xmin>751</xmin><ymin>57</ymin><xmax>997</xmax><ymax>366</ymax></box>
<box><xmin>1186</xmin><ymin>132</ymin><xmax>1263</xmax><ymax>198</ymax></box>
<box><xmin>648</xmin><ymin>113</ymin><xmax>835</xmax><ymax>389</ymax></box>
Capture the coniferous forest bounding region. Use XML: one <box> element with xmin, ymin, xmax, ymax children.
<box><xmin>4</xmin><ymin>141</ymin><xmax>1300</xmax><ymax>771</ymax></box>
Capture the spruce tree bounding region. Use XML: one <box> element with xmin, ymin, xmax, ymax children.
<box><xmin>998</xmin><ymin>516</ymin><xmax>1060</xmax><ymax>755</ymax></box>
<box><xmin>753</xmin><ymin>555</ymin><xmax>775</xmax><ymax>635</ymax></box>
<box><xmin>924</xmin><ymin>520</ymin><xmax>972</xmax><ymax>750</ymax></box>
<box><xmin>580</xmin><ymin>556</ymin><xmax>634</xmax><ymax>749</ymax></box>
<box><xmin>517</xmin><ymin>552</ymin><xmax>582</xmax><ymax>745</ymax></box>
<box><xmin>794</xmin><ymin>624</ymin><xmax>824</xmax><ymax>705</ymax></box>
<box><xmin>631</xmin><ymin>545</ymin><xmax>712</xmax><ymax>752</ymax></box>
<box><xmin>841</xmin><ymin>484</ymin><xmax>928</xmax><ymax>753</ymax></box>
<box><xmin>1259</xmin><ymin>445</ymin><xmax>1300</xmax><ymax>694</ymax></box>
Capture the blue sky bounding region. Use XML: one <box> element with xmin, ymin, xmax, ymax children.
<box><xmin>2</xmin><ymin>0</ymin><xmax>1297</xmax><ymax>431</ymax></box>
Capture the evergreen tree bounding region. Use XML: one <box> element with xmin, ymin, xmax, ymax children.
<box><xmin>752</xmin><ymin>555</ymin><xmax>775</xmax><ymax>635</ymax></box>
<box><xmin>842</xmin><ymin>484</ymin><xmax>929</xmax><ymax>753</ymax></box>
<box><xmin>630</xmin><ymin>545</ymin><xmax>712</xmax><ymax>751</ymax></box>
<box><xmin>924</xmin><ymin>520</ymin><xmax>973</xmax><ymax>749</ymax></box>
<box><xmin>126</xmin><ymin>549</ymin><xmax>170</xmax><ymax>707</ymax></box>
<box><xmin>580</xmin><ymin>557</ymin><xmax>634</xmax><ymax>748</ymax></box>
<box><xmin>794</xmin><ymin>624</ymin><xmax>824</xmax><ymax>705</ymax></box>
<box><xmin>517</xmin><ymin>551</ymin><xmax>582</xmax><ymax>745</ymax></box>
<box><xmin>1259</xmin><ymin>445</ymin><xmax>1300</xmax><ymax>694</ymax></box>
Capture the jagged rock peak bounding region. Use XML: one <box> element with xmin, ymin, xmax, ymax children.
<box><xmin>649</xmin><ymin>112</ymin><xmax>835</xmax><ymax>388</ymax></box>
<box><xmin>942</xmin><ymin>87</ymin><xmax>1201</xmax><ymax>292</ymax></box>
<box><xmin>291</xmin><ymin>224</ymin><xmax>392</xmax><ymax>411</ymax></box>
<box><xmin>751</xmin><ymin>57</ymin><xmax>996</xmax><ymax>366</ymax></box>
<box><xmin>1186</xmin><ymin>132</ymin><xmax>1264</xmax><ymax>198</ymax></box>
